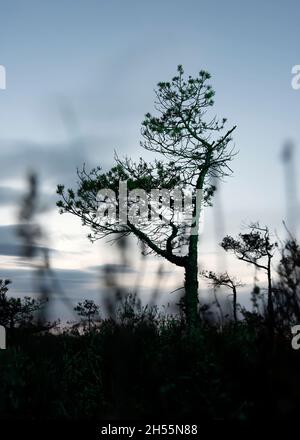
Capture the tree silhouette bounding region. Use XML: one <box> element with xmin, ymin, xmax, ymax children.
<box><xmin>202</xmin><ymin>270</ymin><xmax>243</xmax><ymax>322</ymax></box>
<box><xmin>74</xmin><ymin>299</ymin><xmax>101</xmax><ymax>331</ymax></box>
<box><xmin>274</xmin><ymin>237</ymin><xmax>300</xmax><ymax>325</ymax></box>
<box><xmin>57</xmin><ymin>65</ymin><xmax>236</xmax><ymax>329</ymax></box>
<box><xmin>221</xmin><ymin>223</ymin><xmax>277</xmax><ymax>331</ymax></box>
<box><xmin>0</xmin><ymin>279</ymin><xmax>43</xmax><ymax>329</ymax></box>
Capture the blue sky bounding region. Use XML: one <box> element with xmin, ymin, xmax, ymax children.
<box><xmin>0</xmin><ymin>0</ymin><xmax>299</xmax><ymax>319</ymax></box>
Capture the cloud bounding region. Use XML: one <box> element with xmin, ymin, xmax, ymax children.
<box><xmin>0</xmin><ymin>135</ymin><xmax>113</xmax><ymax>187</ymax></box>
<box><xmin>0</xmin><ymin>224</ymin><xmax>19</xmax><ymax>242</ymax></box>
<box><xmin>0</xmin><ymin>243</ymin><xmax>23</xmax><ymax>257</ymax></box>
<box><xmin>0</xmin><ymin>182</ymin><xmax>63</xmax><ymax>212</ymax></box>
<box><xmin>0</xmin><ymin>224</ymin><xmax>57</xmax><ymax>257</ymax></box>
<box><xmin>0</xmin><ymin>134</ymin><xmax>120</xmax><ymax>216</ymax></box>
<box><xmin>0</xmin><ymin>186</ymin><xmax>23</xmax><ymax>206</ymax></box>
<box><xmin>87</xmin><ymin>264</ymin><xmax>137</xmax><ymax>274</ymax></box>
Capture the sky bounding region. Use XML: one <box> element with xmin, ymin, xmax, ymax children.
<box><xmin>0</xmin><ymin>0</ymin><xmax>300</xmax><ymax>320</ymax></box>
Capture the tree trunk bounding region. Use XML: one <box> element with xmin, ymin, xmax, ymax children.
<box><xmin>185</xmin><ymin>234</ymin><xmax>199</xmax><ymax>329</ymax></box>
<box><xmin>267</xmin><ymin>256</ymin><xmax>275</xmax><ymax>334</ymax></box>
<box><xmin>232</xmin><ymin>285</ymin><xmax>237</xmax><ymax>322</ymax></box>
